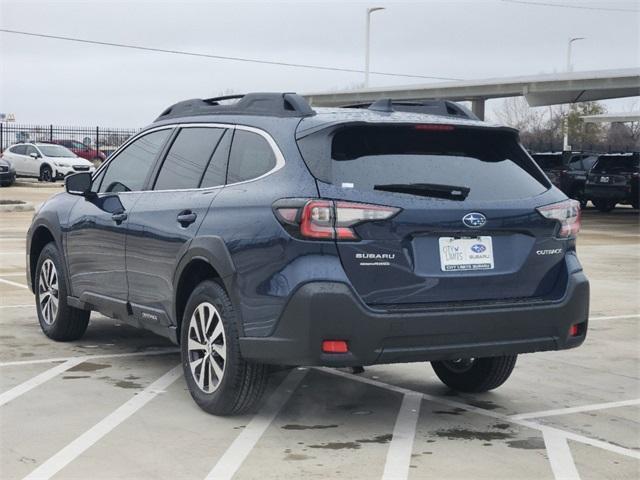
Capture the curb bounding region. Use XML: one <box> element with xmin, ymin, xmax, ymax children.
<box><xmin>0</xmin><ymin>201</ymin><xmax>35</xmax><ymax>212</ymax></box>
<box><xmin>13</xmin><ymin>180</ymin><xmax>64</xmax><ymax>189</ymax></box>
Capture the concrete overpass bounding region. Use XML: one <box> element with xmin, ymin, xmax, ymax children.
<box><xmin>305</xmin><ymin>68</ymin><xmax>640</xmax><ymax>120</ymax></box>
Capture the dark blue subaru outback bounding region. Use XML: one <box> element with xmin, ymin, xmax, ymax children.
<box><xmin>26</xmin><ymin>93</ymin><xmax>589</xmax><ymax>415</ymax></box>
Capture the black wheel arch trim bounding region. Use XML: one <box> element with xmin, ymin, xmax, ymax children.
<box><xmin>26</xmin><ymin>216</ymin><xmax>68</xmax><ymax>294</ymax></box>
<box><xmin>172</xmin><ymin>235</ymin><xmax>241</xmax><ymax>332</ymax></box>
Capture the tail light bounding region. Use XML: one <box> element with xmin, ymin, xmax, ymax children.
<box><xmin>274</xmin><ymin>198</ymin><xmax>400</xmax><ymax>241</ymax></box>
<box><xmin>537</xmin><ymin>199</ymin><xmax>581</xmax><ymax>238</ymax></box>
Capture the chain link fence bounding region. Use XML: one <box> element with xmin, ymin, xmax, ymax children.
<box><xmin>0</xmin><ymin>123</ymin><xmax>140</xmax><ymax>156</ymax></box>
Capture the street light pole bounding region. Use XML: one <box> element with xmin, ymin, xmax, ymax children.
<box><xmin>563</xmin><ymin>37</ymin><xmax>585</xmax><ymax>150</ymax></box>
<box><xmin>365</xmin><ymin>7</ymin><xmax>385</xmax><ymax>88</ymax></box>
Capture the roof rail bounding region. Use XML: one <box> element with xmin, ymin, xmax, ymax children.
<box><xmin>155</xmin><ymin>92</ymin><xmax>315</xmax><ymax>121</ymax></box>
<box><xmin>341</xmin><ymin>99</ymin><xmax>479</xmax><ymax>121</ymax></box>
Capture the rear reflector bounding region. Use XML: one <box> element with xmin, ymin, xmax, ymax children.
<box><xmin>537</xmin><ymin>199</ymin><xmax>581</xmax><ymax>238</ymax></box>
<box><xmin>569</xmin><ymin>324</ymin><xmax>579</xmax><ymax>336</ymax></box>
<box><xmin>322</xmin><ymin>340</ymin><xmax>348</xmax><ymax>353</ymax></box>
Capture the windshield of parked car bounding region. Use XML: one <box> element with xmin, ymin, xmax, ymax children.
<box><xmin>592</xmin><ymin>155</ymin><xmax>639</xmax><ymax>173</ymax></box>
<box><xmin>297</xmin><ymin>124</ymin><xmax>549</xmax><ymax>201</ymax></box>
<box><xmin>38</xmin><ymin>145</ymin><xmax>77</xmax><ymax>158</ymax></box>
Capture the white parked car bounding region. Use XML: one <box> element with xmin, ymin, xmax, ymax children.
<box><xmin>2</xmin><ymin>142</ymin><xmax>95</xmax><ymax>182</ymax></box>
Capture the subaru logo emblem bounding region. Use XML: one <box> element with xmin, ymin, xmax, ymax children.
<box><xmin>471</xmin><ymin>244</ymin><xmax>486</xmax><ymax>253</ymax></box>
<box><xmin>462</xmin><ymin>212</ymin><xmax>486</xmax><ymax>228</ymax></box>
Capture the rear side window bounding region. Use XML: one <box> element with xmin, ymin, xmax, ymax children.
<box><xmin>227</xmin><ymin>130</ymin><xmax>276</xmax><ymax>184</ymax></box>
<box><xmin>98</xmin><ymin>129</ymin><xmax>171</xmax><ymax>193</ymax></box>
<box><xmin>10</xmin><ymin>145</ymin><xmax>26</xmax><ymax>155</ymax></box>
<box><xmin>154</xmin><ymin>127</ymin><xmax>225</xmax><ymax>190</ymax></box>
<box><xmin>592</xmin><ymin>154</ymin><xmax>639</xmax><ymax>173</ymax></box>
<box><xmin>298</xmin><ymin>125</ymin><xmax>548</xmax><ymax>201</ymax></box>
<box><xmin>532</xmin><ymin>154</ymin><xmax>563</xmax><ymax>170</ymax></box>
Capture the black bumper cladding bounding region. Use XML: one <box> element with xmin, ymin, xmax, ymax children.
<box><xmin>239</xmin><ymin>272</ymin><xmax>590</xmax><ymax>367</ymax></box>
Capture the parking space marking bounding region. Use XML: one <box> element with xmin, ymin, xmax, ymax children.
<box><xmin>542</xmin><ymin>429</ymin><xmax>581</xmax><ymax>480</ymax></box>
<box><xmin>0</xmin><ymin>251</ymin><xmax>26</xmax><ymax>255</ymax></box>
<box><xmin>0</xmin><ymin>277</ymin><xmax>28</xmax><ymax>289</ymax></box>
<box><xmin>319</xmin><ymin>368</ymin><xmax>640</xmax><ymax>462</ymax></box>
<box><xmin>382</xmin><ymin>392</ymin><xmax>422</xmax><ymax>480</ymax></box>
<box><xmin>23</xmin><ymin>364</ymin><xmax>182</xmax><ymax>480</ymax></box>
<box><xmin>590</xmin><ymin>313</ymin><xmax>640</xmax><ymax>321</ymax></box>
<box><xmin>0</xmin><ymin>348</ymin><xmax>179</xmax><ymax>367</ymax></box>
<box><xmin>205</xmin><ymin>367</ymin><xmax>308</xmax><ymax>480</ymax></box>
<box><xmin>0</xmin><ymin>357</ymin><xmax>85</xmax><ymax>407</ymax></box>
<box><xmin>511</xmin><ymin>398</ymin><xmax>640</xmax><ymax>420</ymax></box>
<box><xmin>0</xmin><ymin>272</ymin><xmax>28</xmax><ymax>277</ymax></box>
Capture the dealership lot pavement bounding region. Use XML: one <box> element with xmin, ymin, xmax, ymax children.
<box><xmin>0</xmin><ymin>183</ymin><xmax>638</xmax><ymax>480</ymax></box>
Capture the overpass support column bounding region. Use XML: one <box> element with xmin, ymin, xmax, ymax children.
<box><xmin>471</xmin><ymin>98</ymin><xmax>485</xmax><ymax>120</ymax></box>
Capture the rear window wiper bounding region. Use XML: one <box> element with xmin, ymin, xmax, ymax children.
<box><xmin>374</xmin><ymin>183</ymin><xmax>470</xmax><ymax>200</ymax></box>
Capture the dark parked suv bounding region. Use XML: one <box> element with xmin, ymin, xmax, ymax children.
<box><xmin>584</xmin><ymin>153</ymin><xmax>639</xmax><ymax>212</ymax></box>
<box><xmin>531</xmin><ymin>151</ymin><xmax>598</xmax><ymax>206</ymax></box>
<box><xmin>27</xmin><ymin>93</ymin><xmax>590</xmax><ymax>415</ymax></box>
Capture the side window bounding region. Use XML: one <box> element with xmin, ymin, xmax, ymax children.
<box><xmin>582</xmin><ymin>156</ymin><xmax>598</xmax><ymax>170</ymax></box>
<box><xmin>25</xmin><ymin>145</ymin><xmax>38</xmax><ymax>157</ymax></box>
<box><xmin>226</xmin><ymin>130</ymin><xmax>277</xmax><ymax>184</ymax></box>
<box><xmin>201</xmin><ymin>130</ymin><xmax>231</xmax><ymax>188</ymax></box>
<box><xmin>568</xmin><ymin>156</ymin><xmax>583</xmax><ymax>170</ymax></box>
<box><xmin>12</xmin><ymin>145</ymin><xmax>27</xmax><ymax>155</ymax></box>
<box><xmin>99</xmin><ymin>129</ymin><xmax>171</xmax><ymax>193</ymax></box>
<box><xmin>154</xmin><ymin>127</ymin><xmax>225</xmax><ymax>190</ymax></box>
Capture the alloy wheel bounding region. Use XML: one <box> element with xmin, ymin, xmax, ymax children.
<box><xmin>187</xmin><ymin>302</ymin><xmax>227</xmax><ymax>393</ymax></box>
<box><xmin>38</xmin><ymin>259</ymin><xmax>59</xmax><ymax>325</ymax></box>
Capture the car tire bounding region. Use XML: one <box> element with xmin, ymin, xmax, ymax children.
<box><xmin>592</xmin><ymin>199</ymin><xmax>616</xmax><ymax>212</ymax></box>
<box><xmin>35</xmin><ymin>242</ymin><xmax>90</xmax><ymax>341</ymax></box>
<box><xmin>180</xmin><ymin>280</ymin><xmax>269</xmax><ymax>416</ymax></box>
<box><xmin>431</xmin><ymin>355</ymin><xmax>517</xmax><ymax>393</ymax></box>
<box><xmin>40</xmin><ymin>165</ymin><xmax>54</xmax><ymax>182</ymax></box>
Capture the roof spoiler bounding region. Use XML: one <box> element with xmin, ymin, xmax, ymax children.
<box><xmin>155</xmin><ymin>92</ymin><xmax>315</xmax><ymax>121</ymax></box>
<box><xmin>341</xmin><ymin>99</ymin><xmax>479</xmax><ymax>120</ymax></box>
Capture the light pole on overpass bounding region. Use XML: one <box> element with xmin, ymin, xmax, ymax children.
<box><xmin>365</xmin><ymin>7</ymin><xmax>385</xmax><ymax>88</ymax></box>
<box><xmin>563</xmin><ymin>37</ymin><xmax>585</xmax><ymax>150</ymax></box>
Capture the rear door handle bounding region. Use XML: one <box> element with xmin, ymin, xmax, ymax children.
<box><xmin>177</xmin><ymin>211</ymin><xmax>197</xmax><ymax>227</ymax></box>
<box><xmin>112</xmin><ymin>212</ymin><xmax>128</xmax><ymax>224</ymax></box>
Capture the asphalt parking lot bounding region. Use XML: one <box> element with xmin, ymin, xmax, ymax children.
<box><xmin>0</xmin><ymin>183</ymin><xmax>638</xmax><ymax>480</ymax></box>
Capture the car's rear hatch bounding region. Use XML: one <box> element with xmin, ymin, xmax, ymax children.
<box><xmin>296</xmin><ymin>122</ymin><xmax>569</xmax><ymax>307</ymax></box>
<box><xmin>587</xmin><ymin>154</ymin><xmax>640</xmax><ymax>188</ymax></box>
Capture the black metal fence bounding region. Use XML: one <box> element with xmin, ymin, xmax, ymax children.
<box><xmin>0</xmin><ymin>123</ymin><xmax>140</xmax><ymax>155</ymax></box>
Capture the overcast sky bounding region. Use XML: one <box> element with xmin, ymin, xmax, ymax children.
<box><xmin>1</xmin><ymin>0</ymin><xmax>638</xmax><ymax>126</ymax></box>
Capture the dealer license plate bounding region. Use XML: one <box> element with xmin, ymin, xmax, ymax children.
<box><xmin>439</xmin><ymin>236</ymin><xmax>494</xmax><ymax>272</ymax></box>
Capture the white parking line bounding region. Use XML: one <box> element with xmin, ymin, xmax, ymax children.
<box><xmin>543</xmin><ymin>429</ymin><xmax>581</xmax><ymax>480</ymax></box>
<box><xmin>511</xmin><ymin>398</ymin><xmax>640</xmax><ymax>420</ymax></box>
<box><xmin>319</xmin><ymin>368</ymin><xmax>640</xmax><ymax>462</ymax></box>
<box><xmin>23</xmin><ymin>364</ymin><xmax>182</xmax><ymax>480</ymax></box>
<box><xmin>0</xmin><ymin>272</ymin><xmax>27</xmax><ymax>277</ymax></box>
<box><xmin>0</xmin><ymin>251</ymin><xmax>25</xmax><ymax>255</ymax></box>
<box><xmin>205</xmin><ymin>367</ymin><xmax>308</xmax><ymax>480</ymax></box>
<box><xmin>0</xmin><ymin>277</ymin><xmax>28</xmax><ymax>289</ymax></box>
<box><xmin>0</xmin><ymin>348</ymin><xmax>179</xmax><ymax>367</ymax></box>
<box><xmin>382</xmin><ymin>392</ymin><xmax>422</xmax><ymax>480</ymax></box>
<box><xmin>590</xmin><ymin>314</ymin><xmax>640</xmax><ymax>321</ymax></box>
<box><xmin>0</xmin><ymin>304</ymin><xmax>33</xmax><ymax>309</ymax></box>
<box><xmin>0</xmin><ymin>357</ymin><xmax>85</xmax><ymax>407</ymax></box>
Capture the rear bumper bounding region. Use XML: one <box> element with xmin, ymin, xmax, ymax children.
<box><xmin>585</xmin><ymin>184</ymin><xmax>633</xmax><ymax>201</ymax></box>
<box><xmin>239</xmin><ymin>271</ymin><xmax>590</xmax><ymax>367</ymax></box>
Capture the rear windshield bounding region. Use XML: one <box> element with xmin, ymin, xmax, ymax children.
<box><xmin>592</xmin><ymin>155</ymin><xmax>639</xmax><ymax>173</ymax></box>
<box><xmin>297</xmin><ymin>125</ymin><xmax>549</xmax><ymax>201</ymax></box>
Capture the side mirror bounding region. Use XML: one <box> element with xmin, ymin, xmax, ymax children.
<box><xmin>30</xmin><ymin>152</ymin><xmax>40</xmax><ymax>159</ymax></box>
<box><xmin>66</xmin><ymin>172</ymin><xmax>93</xmax><ymax>197</ymax></box>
